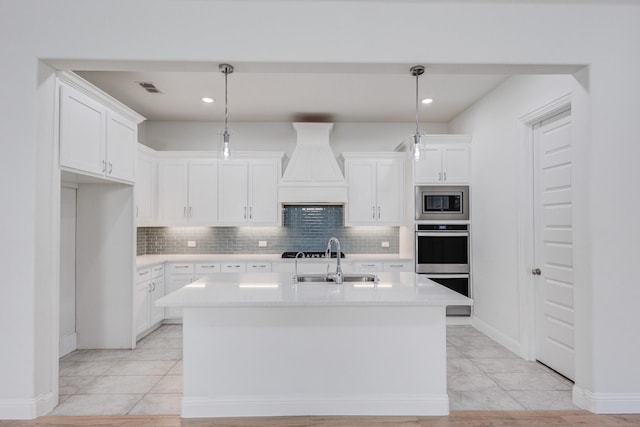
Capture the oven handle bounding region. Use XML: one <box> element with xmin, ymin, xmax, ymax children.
<box><xmin>416</xmin><ymin>232</ymin><xmax>469</xmax><ymax>237</ymax></box>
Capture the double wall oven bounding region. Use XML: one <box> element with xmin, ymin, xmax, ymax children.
<box><xmin>415</xmin><ymin>185</ymin><xmax>471</xmax><ymax>316</ymax></box>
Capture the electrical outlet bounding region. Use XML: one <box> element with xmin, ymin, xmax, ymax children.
<box><xmin>187</xmin><ymin>241</ymin><xmax>197</xmax><ymax>247</ymax></box>
<box><xmin>258</xmin><ymin>241</ymin><xmax>268</xmax><ymax>247</ymax></box>
<box><xmin>381</xmin><ymin>241</ymin><xmax>390</xmax><ymax>248</ymax></box>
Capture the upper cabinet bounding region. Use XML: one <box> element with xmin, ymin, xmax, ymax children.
<box><xmin>413</xmin><ymin>135</ymin><xmax>471</xmax><ymax>185</ymax></box>
<box><xmin>343</xmin><ymin>153</ymin><xmax>404</xmax><ymax>226</ymax></box>
<box><xmin>135</xmin><ymin>145</ymin><xmax>156</xmax><ymax>225</ymax></box>
<box><xmin>157</xmin><ymin>159</ymin><xmax>218</xmax><ymax>226</ymax></box>
<box><xmin>57</xmin><ymin>72</ymin><xmax>145</xmax><ymax>184</ymax></box>
<box><xmin>218</xmin><ymin>158</ymin><xmax>280</xmax><ymax>226</ymax></box>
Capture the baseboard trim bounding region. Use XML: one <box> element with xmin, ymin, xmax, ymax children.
<box><xmin>573</xmin><ymin>386</ymin><xmax>640</xmax><ymax>414</ymax></box>
<box><xmin>0</xmin><ymin>392</ymin><xmax>56</xmax><ymax>420</ymax></box>
<box><xmin>181</xmin><ymin>394</ymin><xmax>449</xmax><ymax>418</ymax></box>
<box><xmin>472</xmin><ymin>316</ymin><xmax>522</xmax><ymax>356</ymax></box>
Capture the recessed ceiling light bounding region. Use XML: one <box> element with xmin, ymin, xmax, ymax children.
<box><xmin>421</xmin><ymin>98</ymin><xmax>433</xmax><ymax>105</ymax></box>
<box><xmin>201</xmin><ymin>97</ymin><xmax>214</xmax><ymax>103</ymax></box>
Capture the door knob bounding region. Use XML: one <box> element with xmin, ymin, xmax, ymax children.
<box><xmin>532</xmin><ymin>268</ymin><xmax>542</xmax><ymax>276</ymax></box>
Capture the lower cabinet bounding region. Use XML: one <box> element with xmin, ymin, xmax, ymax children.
<box><xmin>135</xmin><ymin>264</ymin><xmax>165</xmax><ymax>338</ymax></box>
<box><xmin>164</xmin><ymin>263</ymin><xmax>195</xmax><ymax>321</ymax></box>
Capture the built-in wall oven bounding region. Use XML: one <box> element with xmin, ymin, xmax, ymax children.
<box><xmin>415</xmin><ymin>223</ymin><xmax>471</xmax><ymax>316</ymax></box>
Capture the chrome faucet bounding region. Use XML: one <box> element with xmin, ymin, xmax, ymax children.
<box><xmin>293</xmin><ymin>251</ymin><xmax>305</xmax><ymax>283</ymax></box>
<box><xmin>326</xmin><ymin>237</ymin><xmax>343</xmax><ymax>284</ymax></box>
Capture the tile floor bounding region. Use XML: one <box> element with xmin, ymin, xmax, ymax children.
<box><xmin>53</xmin><ymin>324</ymin><xmax>576</xmax><ymax>415</ymax></box>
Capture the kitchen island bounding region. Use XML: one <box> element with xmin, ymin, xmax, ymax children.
<box><xmin>156</xmin><ymin>272</ymin><xmax>472</xmax><ymax>418</ymax></box>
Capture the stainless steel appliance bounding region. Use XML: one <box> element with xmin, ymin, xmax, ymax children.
<box><xmin>415</xmin><ymin>224</ymin><xmax>469</xmax><ymax>274</ymax></box>
<box><xmin>415</xmin><ymin>185</ymin><xmax>469</xmax><ymax>221</ymax></box>
<box><xmin>415</xmin><ymin>223</ymin><xmax>471</xmax><ymax>316</ymax></box>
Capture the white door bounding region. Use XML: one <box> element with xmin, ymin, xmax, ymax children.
<box><xmin>533</xmin><ymin>109</ymin><xmax>575</xmax><ymax>380</ymax></box>
<box><xmin>188</xmin><ymin>160</ymin><xmax>218</xmax><ymax>224</ymax></box>
<box><xmin>346</xmin><ymin>160</ymin><xmax>377</xmax><ymax>224</ymax></box>
<box><xmin>442</xmin><ymin>145</ymin><xmax>470</xmax><ymax>184</ymax></box>
<box><xmin>59</xmin><ymin>186</ymin><xmax>77</xmax><ymax>357</ymax></box>
<box><xmin>58</xmin><ymin>84</ymin><xmax>106</xmax><ymax>176</ymax></box>
<box><xmin>218</xmin><ymin>160</ymin><xmax>249</xmax><ymax>223</ymax></box>
<box><xmin>105</xmin><ymin>111</ymin><xmax>136</xmax><ymax>182</ymax></box>
<box><xmin>375</xmin><ymin>160</ymin><xmax>403</xmax><ymax>225</ymax></box>
<box><xmin>158</xmin><ymin>161</ymin><xmax>189</xmax><ymax>224</ymax></box>
<box><xmin>248</xmin><ymin>160</ymin><xmax>279</xmax><ymax>224</ymax></box>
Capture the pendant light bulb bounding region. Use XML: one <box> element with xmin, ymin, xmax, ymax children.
<box><xmin>219</xmin><ymin>63</ymin><xmax>234</xmax><ymax>160</ymax></box>
<box><xmin>410</xmin><ymin>65</ymin><xmax>425</xmax><ymax>161</ymax></box>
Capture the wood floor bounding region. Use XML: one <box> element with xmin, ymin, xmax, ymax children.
<box><xmin>2</xmin><ymin>412</ymin><xmax>640</xmax><ymax>427</ymax></box>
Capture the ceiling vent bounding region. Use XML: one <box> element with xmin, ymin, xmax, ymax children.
<box><xmin>138</xmin><ymin>82</ymin><xmax>162</xmax><ymax>94</ymax></box>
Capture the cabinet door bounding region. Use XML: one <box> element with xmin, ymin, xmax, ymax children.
<box><xmin>134</xmin><ymin>281</ymin><xmax>151</xmax><ymax>336</ymax></box>
<box><xmin>442</xmin><ymin>145</ymin><xmax>470</xmax><ymax>183</ymax></box>
<box><xmin>158</xmin><ymin>161</ymin><xmax>189</xmax><ymax>224</ymax></box>
<box><xmin>414</xmin><ymin>146</ymin><xmax>443</xmax><ymax>183</ymax></box>
<box><xmin>248</xmin><ymin>160</ymin><xmax>279</xmax><ymax>225</ymax></box>
<box><xmin>188</xmin><ymin>160</ymin><xmax>218</xmax><ymax>224</ymax></box>
<box><xmin>59</xmin><ymin>83</ymin><xmax>106</xmax><ymax>176</ymax></box>
<box><xmin>149</xmin><ymin>277</ymin><xmax>164</xmax><ymax>326</ymax></box>
<box><xmin>218</xmin><ymin>160</ymin><xmax>249</xmax><ymax>223</ymax></box>
<box><xmin>136</xmin><ymin>152</ymin><xmax>154</xmax><ymax>224</ymax></box>
<box><xmin>346</xmin><ymin>160</ymin><xmax>377</xmax><ymax>224</ymax></box>
<box><xmin>105</xmin><ymin>111</ymin><xmax>136</xmax><ymax>182</ymax></box>
<box><xmin>375</xmin><ymin>160</ymin><xmax>403</xmax><ymax>225</ymax></box>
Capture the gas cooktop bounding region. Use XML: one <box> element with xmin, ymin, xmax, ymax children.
<box><xmin>281</xmin><ymin>251</ymin><xmax>346</xmax><ymax>259</ymax></box>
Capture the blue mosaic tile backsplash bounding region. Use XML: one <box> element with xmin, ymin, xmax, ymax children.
<box><xmin>137</xmin><ymin>205</ymin><xmax>399</xmax><ymax>255</ymax></box>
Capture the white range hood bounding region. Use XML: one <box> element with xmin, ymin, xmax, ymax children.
<box><xmin>279</xmin><ymin>122</ymin><xmax>348</xmax><ymax>203</ymax></box>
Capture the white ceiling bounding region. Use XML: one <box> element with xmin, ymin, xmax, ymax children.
<box><xmin>76</xmin><ymin>68</ymin><xmax>509</xmax><ymax>123</ymax></box>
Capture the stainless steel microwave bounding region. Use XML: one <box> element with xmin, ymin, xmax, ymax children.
<box><xmin>415</xmin><ymin>185</ymin><xmax>469</xmax><ymax>221</ymax></box>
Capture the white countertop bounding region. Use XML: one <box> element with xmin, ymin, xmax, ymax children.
<box><xmin>155</xmin><ymin>272</ymin><xmax>472</xmax><ymax>308</ymax></box>
<box><xmin>136</xmin><ymin>254</ymin><xmax>413</xmax><ymax>269</ymax></box>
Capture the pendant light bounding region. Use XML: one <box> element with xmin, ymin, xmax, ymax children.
<box><xmin>219</xmin><ymin>63</ymin><xmax>234</xmax><ymax>159</ymax></box>
<box><xmin>410</xmin><ymin>65</ymin><xmax>425</xmax><ymax>160</ymax></box>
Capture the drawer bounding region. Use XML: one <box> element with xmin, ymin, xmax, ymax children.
<box><xmin>195</xmin><ymin>263</ymin><xmax>221</xmax><ymax>274</ymax></box>
<box><xmin>136</xmin><ymin>268</ymin><xmax>151</xmax><ymax>283</ymax></box>
<box><xmin>246</xmin><ymin>262</ymin><xmax>272</xmax><ymax>272</ymax></box>
<box><xmin>354</xmin><ymin>262</ymin><xmax>383</xmax><ymax>273</ymax></box>
<box><xmin>221</xmin><ymin>263</ymin><xmax>246</xmax><ymax>272</ymax></box>
<box><xmin>383</xmin><ymin>261</ymin><xmax>413</xmax><ymax>272</ymax></box>
<box><xmin>168</xmin><ymin>263</ymin><xmax>194</xmax><ymax>274</ymax></box>
<box><xmin>151</xmin><ymin>264</ymin><xmax>164</xmax><ymax>278</ymax></box>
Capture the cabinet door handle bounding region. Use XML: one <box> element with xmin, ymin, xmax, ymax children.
<box><xmin>175</xmin><ymin>265</ymin><xmax>189</xmax><ymax>269</ymax></box>
<box><xmin>249</xmin><ymin>206</ymin><xmax>252</xmax><ymax>219</ymax></box>
<box><xmin>189</xmin><ymin>206</ymin><xmax>193</xmax><ymax>218</ymax></box>
<box><xmin>102</xmin><ymin>160</ymin><xmax>107</xmax><ymax>173</ymax></box>
<box><xmin>244</xmin><ymin>206</ymin><xmax>247</xmax><ymax>219</ymax></box>
<box><xmin>372</xmin><ymin>206</ymin><xmax>376</xmax><ymax>219</ymax></box>
<box><xmin>108</xmin><ymin>161</ymin><xmax>113</xmax><ymax>174</ymax></box>
<box><xmin>378</xmin><ymin>206</ymin><xmax>381</xmax><ymax>219</ymax></box>
<box><xmin>184</xmin><ymin>207</ymin><xmax>187</xmax><ymax>218</ymax></box>
<box><xmin>136</xmin><ymin>206</ymin><xmax>139</xmax><ymax>217</ymax></box>
<box><xmin>438</xmin><ymin>172</ymin><xmax>442</xmax><ymax>182</ymax></box>
<box><xmin>443</xmin><ymin>172</ymin><xmax>447</xmax><ymax>181</ymax></box>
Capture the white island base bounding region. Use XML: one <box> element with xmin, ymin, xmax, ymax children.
<box><xmin>156</xmin><ymin>272</ymin><xmax>472</xmax><ymax>418</ymax></box>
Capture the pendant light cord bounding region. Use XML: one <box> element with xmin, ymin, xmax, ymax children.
<box><xmin>414</xmin><ymin>70</ymin><xmax>420</xmax><ymax>137</ymax></box>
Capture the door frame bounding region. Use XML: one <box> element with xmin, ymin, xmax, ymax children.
<box><xmin>516</xmin><ymin>94</ymin><xmax>572</xmax><ymax>361</ymax></box>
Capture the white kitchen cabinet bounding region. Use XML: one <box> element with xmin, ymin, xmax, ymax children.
<box><xmin>164</xmin><ymin>263</ymin><xmax>195</xmax><ymax>321</ymax></box>
<box><xmin>135</xmin><ymin>265</ymin><xmax>165</xmax><ymax>338</ymax></box>
<box><xmin>354</xmin><ymin>261</ymin><xmax>383</xmax><ymax>273</ymax></box>
<box><xmin>218</xmin><ymin>159</ymin><xmax>280</xmax><ymax>225</ymax></box>
<box><xmin>414</xmin><ymin>143</ymin><xmax>470</xmax><ymax>184</ymax></box>
<box><xmin>344</xmin><ymin>155</ymin><xmax>404</xmax><ymax>226</ymax></box>
<box><xmin>157</xmin><ymin>159</ymin><xmax>218</xmax><ymax>225</ymax></box>
<box><xmin>221</xmin><ymin>262</ymin><xmax>247</xmax><ymax>272</ymax></box>
<box><xmin>57</xmin><ymin>76</ymin><xmax>143</xmax><ymax>184</ymax></box>
<box><xmin>135</xmin><ymin>146</ymin><xmax>155</xmax><ymax>225</ymax></box>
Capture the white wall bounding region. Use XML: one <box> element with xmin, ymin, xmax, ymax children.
<box><xmin>2</xmin><ymin>0</ymin><xmax>640</xmax><ymax>417</ymax></box>
<box><xmin>449</xmin><ymin>74</ymin><xmax>579</xmax><ymax>343</ymax></box>
<box><xmin>143</xmin><ymin>121</ymin><xmax>449</xmax><ymax>155</ymax></box>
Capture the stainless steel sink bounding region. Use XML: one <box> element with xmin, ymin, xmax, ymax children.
<box><xmin>294</xmin><ymin>274</ymin><xmax>378</xmax><ymax>283</ymax></box>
